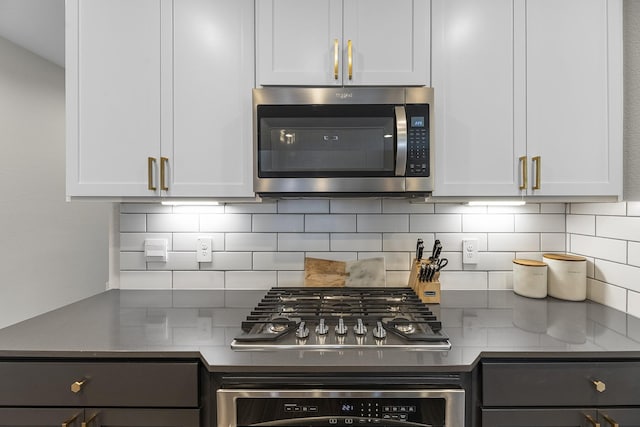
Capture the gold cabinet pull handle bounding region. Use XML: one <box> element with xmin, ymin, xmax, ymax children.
<box><xmin>601</xmin><ymin>413</ymin><xmax>619</xmax><ymax>427</ymax></box>
<box><xmin>333</xmin><ymin>39</ymin><xmax>339</xmax><ymax>80</ymax></box>
<box><xmin>592</xmin><ymin>379</ymin><xmax>606</xmax><ymax>393</ymax></box>
<box><xmin>584</xmin><ymin>414</ymin><xmax>601</xmax><ymax>427</ymax></box>
<box><xmin>532</xmin><ymin>155</ymin><xmax>541</xmax><ymax>190</ymax></box>
<box><xmin>147</xmin><ymin>157</ymin><xmax>157</xmax><ymax>191</ymax></box>
<box><xmin>519</xmin><ymin>156</ymin><xmax>527</xmax><ymax>190</ymax></box>
<box><xmin>347</xmin><ymin>39</ymin><xmax>353</xmax><ymax>80</ymax></box>
<box><xmin>70</xmin><ymin>379</ymin><xmax>86</xmax><ymax>393</ymax></box>
<box><xmin>62</xmin><ymin>413</ymin><xmax>80</xmax><ymax>427</ymax></box>
<box><xmin>81</xmin><ymin>412</ymin><xmax>99</xmax><ymax>427</ymax></box>
<box><xmin>160</xmin><ymin>157</ymin><xmax>169</xmax><ymax>191</ymax></box>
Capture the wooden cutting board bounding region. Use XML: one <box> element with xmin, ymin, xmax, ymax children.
<box><xmin>304</xmin><ymin>257</ymin><xmax>347</xmax><ymax>287</ymax></box>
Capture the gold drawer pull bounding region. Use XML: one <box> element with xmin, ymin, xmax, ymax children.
<box><xmin>519</xmin><ymin>156</ymin><xmax>527</xmax><ymax>190</ymax></box>
<box><xmin>62</xmin><ymin>413</ymin><xmax>80</xmax><ymax>427</ymax></box>
<box><xmin>592</xmin><ymin>379</ymin><xmax>606</xmax><ymax>393</ymax></box>
<box><xmin>82</xmin><ymin>412</ymin><xmax>99</xmax><ymax>427</ymax></box>
<box><xmin>584</xmin><ymin>414</ymin><xmax>600</xmax><ymax>427</ymax></box>
<box><xmin>532</xmin><ymin>155</ymin><xmax>541</xmax><ymax>190</ymax></box>
<box><xmin>147</xmin><ymin>157</ymin><xmax>157</xmax><ymax>191</ymax></box>
<box><xmin>70</xmin><ymin>379</ymin><xmax>86</xmax><ymax>393</ymax></box>
<box><xmin>601</xmin><ymin>413</ymin><xmax>619</xmax><ymax>427</ymax></box>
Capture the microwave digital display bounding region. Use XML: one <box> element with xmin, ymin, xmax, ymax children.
<box><xmin>411</xmin><ymin>116</ymin><xmax>425</xmax><ymax>128</ymax></box>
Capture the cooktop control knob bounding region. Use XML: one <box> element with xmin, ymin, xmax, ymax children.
<box><xmin>296</xmin><ymin>321</ymin><xmax>309</xmax><ymax>339</ymax></box>
<box><xmin>373</xmin><ymin>321</ymin><xmax>387</xmax><ymax>339</ymax></box>
<box><xmin>335</xmin><ymin>318</ymin><xmax>348</xmax><ymax>335</ymax></box>
<box><xmin>354</xmin><ymin>318</ymin><xmax>367</xmax><ymax>336</ymax></box>
<box><xmin>315</xmin><ymin>318</ymin><xmax>329</xmax><ymax>335</ymax></box>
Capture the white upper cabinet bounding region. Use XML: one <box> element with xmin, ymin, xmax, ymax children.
<box><xmin>433</xmin><ymin>0</ymin><xmax>622</xmax><ymax>198</ymax></box>
<box><xmin>169</xmin><ymin>0</ymin><xmax>254</xmax><ymax>197</ymax></box>
<box><xmin>256</xmin><ymin>0</ymin><xmax>430</xmax><ymax>86</ymax></box>
<box><xmin>66</xmin><ymin>0</ymin><xmax>255</xmax><ymax>199</ymax></box>
<box><xmin>66</xmin><ymin>0</ymin><xmax>163</xmax><ymax>197</ymax></box>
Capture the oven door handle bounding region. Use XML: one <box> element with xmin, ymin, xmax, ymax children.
<box><xmin>394</xmin><ymin>105</ymin><xmax>408</xmax><ymax>176</ymax></box>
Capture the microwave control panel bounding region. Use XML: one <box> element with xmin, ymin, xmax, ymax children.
<box><xmin>406</xmin><ymin>104</ymin><xmax>430</xmax><ymax>177</ymax></box>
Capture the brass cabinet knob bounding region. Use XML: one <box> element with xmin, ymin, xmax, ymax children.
<box><xmin>584</xmin><ymin>414</ymin><xmax>600</xmax><ymax>427</ymax></box>
<box><xmin>592</xmin><ymin>379</ymin><xmax>606</xmax><ymax>393</ymax></box>
<box><xmin>70</xmin><ymin>379</ymin><xmax>86</xmax><ymax>393</ymax></box>
<box><xmin>601</xmin><ymin>413</ymin><xmax>620</xmax><ymax>427</ymax></box>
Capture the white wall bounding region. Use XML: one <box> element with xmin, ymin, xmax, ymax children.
<box><xmin>0</xmin><ymin>36</ymin><xmax>110</xmax><ymax>329</ymax></box>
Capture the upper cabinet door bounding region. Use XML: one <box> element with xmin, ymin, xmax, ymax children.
<box><xmin>256</xmin><ymin>0</ymin><xmax>429</xmax><ymax>86</ymax></box>
<box><xmin>66</xmin><ymin>0</ymin><xmax>162</xmax><ymax>197</ymax></box>
<box><xmin>256</xmin><ymin>0</ymin><xmax>343</xmax><ymax>86</ymax></box>
<box><xmin>169</xmin><ymin>0</ymin><xmax>255</xmax><ymax>197</ymax></box>
<box><xmin>432</xmin><ymin>0</ymin><xmax>521</xmax><ymax>196</ymax></box>
<box><xmin>525</xmin><ymin>0</ymin><xmax>622</xmax><ymax>197</ymax></box>
<box><xmin>342</xmin><ymin>0</ymin><xmax>429</xmax><ymax>86</ymax></box>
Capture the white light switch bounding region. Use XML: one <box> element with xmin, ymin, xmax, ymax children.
<box><xmin>197</xmin><ymin>238</ymin><xmax>212</xmax><ymax>262</ymax></box>
<box><xmin>145</xmin><ymin>239</ymin><xmax>168</xmax><ymax>262</ymax></box>
<box><xmin>462</xmin><ymin>238</ymin><xmax>478</xmax><ymax>264</ymax></box>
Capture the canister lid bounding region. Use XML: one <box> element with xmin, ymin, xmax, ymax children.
<box><xmin>543</xmin><ymin>253</ymin><xmax>586</xmax><ymax>262</ymax></box>
<box><xmin>513</xmin><ymin>259</ymin><xmax>547</xmax><ymax>267</ymax></box>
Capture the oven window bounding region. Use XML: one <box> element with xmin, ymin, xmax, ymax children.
<box><xmin>257</xmin><ymin>105</ymin><xmax>396</xmax><ymax>178</ymax></box>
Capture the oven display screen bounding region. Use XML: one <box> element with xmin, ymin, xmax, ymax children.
<box><xmin>341</xmin><ymin>403</ymin><xmax>355</xmax><ymax>413</ymax></box>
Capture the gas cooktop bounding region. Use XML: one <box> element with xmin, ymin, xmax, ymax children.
<box><xmin>231</xmin><ymin>287</ymin><xmax>451</xmax><ymax>351</ymax></box>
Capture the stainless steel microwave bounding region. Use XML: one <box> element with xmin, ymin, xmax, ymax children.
<box><xmin>253</xmin><ymin>87</ymin><xmax>434</xmax><ymax>196</ymax></box>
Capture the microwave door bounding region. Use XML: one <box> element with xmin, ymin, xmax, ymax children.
<box><xmin>394</xmin><ymin>106</ymin><xmax>407</xmax><ymax>176</ymax></box>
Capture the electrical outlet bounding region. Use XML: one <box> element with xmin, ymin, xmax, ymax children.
<box><xmin>462</xmin><ymin>238</ymin><xmax>478</xmax><ymax>264</ymax></box>
<box><xmin>197</xmin><ymin>238</ymin><xmax>212</xmax><ymax>262</ymax></box>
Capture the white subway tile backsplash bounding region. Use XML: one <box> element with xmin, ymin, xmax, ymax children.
<box><xmin>120</xmin><ymin>271</ymin><xmax>172</xmax><ymax>289</ymax></box>
<box><xmin>383</xmin><ymin>233</ymin><xmax>434</xmax><ymax>252</ymax></box>
<box><xmin>628</xmin><ymin>202</ymin><xmax>640</xmax><ymax>217</ymax></box>
<box><xmin>224</xmin><ymin>202</ymin><xmax>277</xmax><ymax>214</ymax></box>
<box><xmin>436</xmin><ymin>233</ymin><xmax>488</xmax><ymax>251</ymax></box>
<box><xmin>201</xmin><ymin>252</ymin><xmax>252</xmax><ymax>270</ymax></box>
<box><xmin>357</xmin><ymin>214</ymin><xmax>408</xmax><ymax>232</ymax></box>
<box><xmin>466</xmin><ymin>252</ymin><xmax>515</xmax><ymax>271</ymax></box>
<box><xmin>515</xmin><ymin>214</ymin><xmax>565</xmax><ymax>233</ymax></box>
<box><xmin>435</xmin><ymin>204</ymin><xmax>486</xmax><ymax>214</ymax></box>
<box><xmin>200</xmin><ymin>214</ymin><xmax>251</xmax><ymax>232</ymax></box>
<box><xmin>597</xmin><ymin>216</ymin><xmax>640</xmax><ymax>242</ymax></box>
<box><xmin>120</xmin><ymin>204</ymin><xmax>171</xmax><ymax>214</ymax></box>
<box><xmin>629</xmin><ymin>242</ymin><xmax>640</xmax><ymax>267</ymax></box>
<box><xmin>277</xmin><ymin>271</ymin><xmax>306</xmax><ymax>287</ymax></box>
<box><xmin>120</xmin><ymin>214</ymin><xmax>146</xmax><ymax>232</ymax></box>
<box><xmin>488</xmin><ymin>271</ymin><xmax>513</xmax><ymax>290</ymax></box>
<box><xmin>120</xmin><ymin>252</ymin><xmax>146</xmax><ymax>270</ymax></box>
<box><xmin>488</xmin><ymin>233</ymin><xmax>539</xmax><ymax>252</ymax></box>
<box><xmin>514</xmin><ymin>252</ymin><xmax>544</xmax><ymax>261</ymax></box>
<box><xmin>306</xmin><ymin>252</ymin><xmax>358</xmax><ymax>262</ymax></box>
<box><xmin>253</xmin><ymin>214</ymin><xmax>304</xmax><ymax>232</ymax></box>
<box><xmin>628</xmin><ymin>290</ymin><xmax>640</xmax><ymax>318</ymax></box>
<box><xmin>566</xmin><ymin>214</ymin><xmax>596</xmax><ymax>235</ymax></box>
<box><xmin>463</xmin><ymin>214</ymin><xmax>514</xmax><ymax>232</ymax></box>
<box><xmin>587</xmin><ymin>279</ymin><xmax>627</xmax><ymax>312</ymax></box>
<box><xmin>147</xmin><ymin>214</ymin><xmax>199</xmax><ymax>233</ymax></box>
<box><xmin>331</xmin><ymin>233</ymin><xmax>382</xmax><ymax>252</ymax></box>
<box><xmin>148</xmin><ymin>252</ymin><xmax>199</xmax><ymax>271</ymax></box>
<box><xmin>173</xmin><ymin>233</ymin><xmax>225</xmax><ymax>251</ymax></box>
<box><xmin>488</xmin><ymin>204</ymin><xmax>540</xmax><ymax>214</ymax></box>
<box><xmin>358</xmin><ymin>252</ymin><xmax>410</xmax><ymax>270</ymax></box>
<box><xmin>594</xmin><ymin>259</ymin><xmax>640</xmax><ymax>293</ymax></box>
<box><xmin>540</xmin><ymin>233</ymin><xmax>566</xmax><ymax>252</ymax></box>
<box><xmin>253</xmin><ymin>252</ymin><xmax>304</xmax><ymax>270</ymax></box>
<box><xmin>225</xmin><ymin>271</ymin><xmax>277</xmax><ymax>289</ymax></box>
<box><xmin>225</xmin><ymin>233</ymin><xmax>277</xmax><ymax>251</ymax></box>
<box><xmin>410</xmin><ymin>214</ymin><xmax>462</xmax><ymax>232</ymax></box>
<box><xmin>277</xmin><ymin>199</ymin><xmax>329</xmax><ymax>214</ymax></box>
<box><xmin>173</xmin><ymin>271</ymin><xmax>224</xmax><ymax>289</ymax></box>
<box><xmin>386</xmin><ymin>271</ymin><xmax>410</xmax><ymax>286</ymax></box>
<box><xmin>172</xmin><ymin>205</ymin><xmax>224</xmax><ymax>214</ymax></box>
<box><xmin>383</xmin><ymin>199</ymin><xmax>434</xmax><ymax>214</ymax></box>
<box><xmin>571</xmin><ymin>235</ymin><xmax>627</xmax><ymax>264</ymax></box>
<box><xmin>331</xmin><ymin>199</ymin><xmax>381</xmax><ymax>214</ymax></box>
<box><xmin>278</xmin><ymin>233</ymin><xmax>330</xmax><ymax>252</ymax></box>
<box><xmin>540</xmin><ymin>203</ymin><xmax>567</xmax><ymax>214</ymax></box>
<box><xmin>439</xmin><ymin>271</ymin><xmax>488</xmax><ymax>290</ymax></box>
<box><xmin>305</xmin><ymin>214</ymin><xmax>356</xmax><ymax>232</ymax></box>
<box><xmin>570</xmin><ymin>202</ymin><xmax>627</xmax><ymax>216</ymax></box>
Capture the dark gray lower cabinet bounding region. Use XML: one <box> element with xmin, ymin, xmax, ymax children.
<box><xmin>0</xmin><ymin>361</ymin><xmax>201</xmax><ymax>427</ymax></box>
<box><xmin>481</xmin><ymin>361</ymin><xmax>640</xmax><ymax>427</ymax></box>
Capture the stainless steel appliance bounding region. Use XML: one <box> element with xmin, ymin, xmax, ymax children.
<box><xmin>253</xmin><ymin>87</ymin><xmax>434</xmax><ymax>196</ymax></box>
<box><xmin>230</xmin><ymin>287</ymin><xmax>450</xmax><ymax>351</ymax></box>
<box><xmin>217</xmin><ymin>388</ymin><xmax>465</xmax><ymax>427</ymax></box>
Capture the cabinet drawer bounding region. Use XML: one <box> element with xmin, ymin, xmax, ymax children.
<box><xmin>0</xmin><ymin>361</ymin><xmax>198</xmax><ymax>407</ymax></box>
<box><xmin>483</xmin><ymin>361</ymin><xmax>640</xmax><ymax>406</ymax></box>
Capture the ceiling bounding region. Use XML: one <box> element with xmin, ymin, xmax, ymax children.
<box><xmin>0</xmin><ymin>0</ymin><xmax>64</xmax><ymax>68</ymax></box>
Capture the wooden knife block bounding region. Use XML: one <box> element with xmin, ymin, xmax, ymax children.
<box><xmin>408</xmin><ymin>258</ymin><xmax>441</xmax><ymax>304</ymax></box>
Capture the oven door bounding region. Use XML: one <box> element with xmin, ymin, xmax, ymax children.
<box><xmin>217</xmin><ymin>389</ymin><xmax>465</xmax><ymax>427</ymax></box>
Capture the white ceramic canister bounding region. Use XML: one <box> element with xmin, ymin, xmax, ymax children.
<box><xmin>512</xmin><ymin>259</ymin><xmax>548</xmax><ymax>299</ymax></box>
<box><xmin>543</xmin><ymin>253</ymin><xmax>587</xmax><ymax>301</ymax></box>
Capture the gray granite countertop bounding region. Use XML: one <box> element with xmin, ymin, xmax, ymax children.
<box><xmin>0</xmin><ymin>289</ymin><xmax>639</xmax><ymax>372</ymax></box>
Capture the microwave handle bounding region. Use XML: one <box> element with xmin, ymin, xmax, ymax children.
<box><xmin>394</xmin><ymin>106</ymin><xmax>407</xmax><ymax>176</ymax></box>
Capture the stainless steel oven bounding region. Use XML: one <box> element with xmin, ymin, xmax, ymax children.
<box><xmin>253</xmin><ymin>87</ymin><xmax>434</xmax><ymax>196</ymax></box>
<box><xmin>217</xmin><ymin>388</ymin><xmax>465</xmax><ymax>427</ymax></box>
